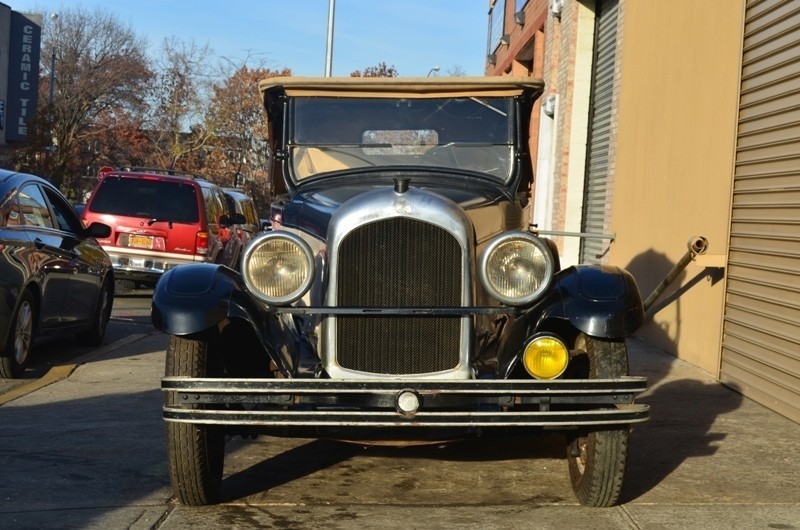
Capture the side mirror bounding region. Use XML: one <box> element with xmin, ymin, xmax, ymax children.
<box><xmin>86</xmin><ymin>222</ymin><xmax>111</xmax><ymax>239</ymax></box>
<box><xmin>218</xmin><ymin>214</ymin><xmax>232</xmax><ymax>228</ymax></box>
<box><xmin>232</xmin><ymin>213</ymin><xmax>246</xmax><ymax>225</ymax></box>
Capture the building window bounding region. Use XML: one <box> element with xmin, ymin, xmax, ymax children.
<box><xmin>488</xmin><ymin>0</ymin><xmax>506</xmax><ymax>53</ymax></box>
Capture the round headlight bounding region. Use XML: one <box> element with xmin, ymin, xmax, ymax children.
<box><xmin>479</xmin><ymin>232</ymin><xmax>555</xmax><ymax>306</ymax></box>
<box><xmin>522</xmin><ymin>336</ymin><xmax>569</xmax><ymax>379</ymax></box>
<box><xmin>242</xmin><ymin>231</ymin><xmax>314</xmax><ymax>305</ymax></box>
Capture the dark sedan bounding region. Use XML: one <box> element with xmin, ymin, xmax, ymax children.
<box><xmin>0</xmin><ymin>169</ymin><xmax>114</xmax><ymax>378</ymax></box>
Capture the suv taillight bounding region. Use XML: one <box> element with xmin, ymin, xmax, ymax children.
<box><xmin>195</xmin><ymin>231</ymin><xmax>209</xmax><ymax>255</ymax></box>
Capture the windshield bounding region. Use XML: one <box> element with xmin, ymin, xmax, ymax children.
<box><xmin>289</xmin><ymin>96</ymin><xmax>515</xmax><ymax>181</ymax></box>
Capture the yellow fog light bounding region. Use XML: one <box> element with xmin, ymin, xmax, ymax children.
<box><xmin>522</xmin><ymin>336</ymin><xmax>569</xmax><ymax>379</ymax></box>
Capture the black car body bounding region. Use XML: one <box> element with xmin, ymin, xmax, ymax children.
<box><xmin>152</xmin><ymin>77</ymin><xmax>649</xmax><ymax>507</ymax></box>
<box><xmin>0</xmin><ymin>169</ymin><xmax>114</xmax><ymax>378</ymax></box>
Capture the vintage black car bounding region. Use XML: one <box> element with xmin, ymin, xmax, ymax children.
<box><xmin>0</xmin><ymin>169</ymin><xmax>114</xmax><ymax>378</ymax></box>
<box><xmin>152</xmin><ymin>76</ymin><xmax>649</xmax><ymax>507</ymax></box>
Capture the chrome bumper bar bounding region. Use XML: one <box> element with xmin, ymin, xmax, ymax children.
<box><xmin>162</xmin><ymin>377</ymin><xmax>649</xmax><ymax>428</ymax></box>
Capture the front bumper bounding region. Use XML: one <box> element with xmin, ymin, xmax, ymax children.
<box><xmin>162</xmin><ymin>377</ymin><xmax>649</xmax><ymax>428</ymax></box>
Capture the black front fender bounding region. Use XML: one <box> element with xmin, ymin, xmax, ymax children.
<box><xmin>151</xmin><ymin>264</ymin><xmax>300</xmax><ymax>377</ymax></box>
<box><xmin>151</xmin><ymin>264</ymin><xmax>244</xmax><ymax>335</ymax></box>
<box><xmin>497</xmin><ymin>265</ymin><xmax>644</xmax><ymax>376</ymax></box>
<box><xmin>549</xmin><ymin>265</ymin><xmax>644</xmax><ymax>337</ymax></box>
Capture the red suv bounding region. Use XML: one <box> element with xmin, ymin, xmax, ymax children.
<box><xmin>81</xmin><ymin>168</ymin><xmax>244</xmax><ymax>287</ymax></box>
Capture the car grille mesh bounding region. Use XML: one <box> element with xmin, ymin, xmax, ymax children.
<box><xmin>336</xmin><ymin>217</ymin><xmax>462</xmax><ymax>375</ymax></box>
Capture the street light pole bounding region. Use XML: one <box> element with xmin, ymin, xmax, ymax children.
<box><xmin>324</xmin><ymin>0</ymin><xmax>335</xmax><ymax>77</ymax></box>
<box><xmin>427</xmin><ymin>65</ymin><xmax>440</xmax><ymax>77</ymax></box>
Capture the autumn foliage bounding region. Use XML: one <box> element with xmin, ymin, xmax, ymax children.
<box><xmin>2</xmin><ymin>6</ymin><xmax>402</xmax><ymax>215</ymax></box>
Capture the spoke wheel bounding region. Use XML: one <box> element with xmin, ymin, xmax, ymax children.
<box><xmin>165</xmin><ymin>333</ymin><xmax>225</xmax><ymax>506</ymax></box>
<box><xmin>566</xmin><ymin>333</ymin><xmax>630</xmax><ymax>507</ymax></box>
<box><xmin>0</xmin><ymin>291</ymin><xmax>35</xmax><ymax>379</ymax></box>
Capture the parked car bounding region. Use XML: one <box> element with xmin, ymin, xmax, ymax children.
<box><xmin>81</xmin><ymin>168</ymin><xmax>245</xmax><ymax>288</ymax></box>
<box><xmin>0</xmin><ymin>169</ymin><xmax>114</xmax><ymax>378</ymax></box>
<box><xmin>152</xmin><ymin>76</ymin><xmax>650</xmax><ymax>507</ymax></box>
<box><xmin>222</xmin><ymin>187</ymin><xmax>260</xmax><ymax>248</ymax></box>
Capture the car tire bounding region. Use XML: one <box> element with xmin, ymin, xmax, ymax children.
<box><xmin>0</xmin><ymin>291</ymin><xmax>36</xmax><ymax>379</ymax></box>
<box><xmin>76</xmin><ymin>279</ymin><xmax>113</xmax><ymax>346</ymax></box>
<box><xmin>165</xmin><ymin>333</ymin><xmax>225</xmax><ymax>506</ymax></box>
<box><xmin>566</xmin><ymin>333</ymin><xmax>630</xmax><ymax>507</ymax></box>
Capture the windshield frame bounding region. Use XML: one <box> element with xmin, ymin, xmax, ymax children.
<box><xmin>283</xmin><ymin>95</ymin><xmax>520</xmax><ymax>186</ymax></box>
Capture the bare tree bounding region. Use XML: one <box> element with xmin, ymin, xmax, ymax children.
<box><xmin>17</xmin><ymin>7</ymin><xmax>150</xmax><ymax>194</ymax></box>
<box><xmin>144</xmin><ymin>37</ymin><xmax>213</xmax><ymax>170</ymax></box>
<box><xmin>447</xmin><ymin>65</ymin><xmax>467</xmax><ymax>77</ymax></box>
<box><xmin>203</xmin><ymin>61</ymin><xmax>291</xmax><ymax>213</ymax></box>
<box><xmin>350</xmin><ymin>62</ymin><xmax>398</xmax><ymax>77</ymax></box>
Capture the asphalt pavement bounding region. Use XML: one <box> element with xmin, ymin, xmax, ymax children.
<box><xmin>1</xmin><ymin>331</ymin><xmax>799</xmax><ymax>529</ymax></box>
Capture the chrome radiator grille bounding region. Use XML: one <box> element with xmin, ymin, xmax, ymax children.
<box><xmin>336</xmin><ymin>217</ymin><xmax>462</xmax><ymax>375</ymax></box>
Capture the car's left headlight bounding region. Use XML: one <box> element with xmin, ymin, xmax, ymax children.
<box><xmin>242</xmin><ymin>231</ymin><xmax>315</xmax><ymax>305</ymax></box>
<box><xmin>479</xmin><ymin>231</ymin><xmax>555</xmax><ymax>306</ymax></box>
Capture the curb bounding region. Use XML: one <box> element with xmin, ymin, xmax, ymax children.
<box><xmin>0</xmin><ymin>332</ymin><xmax>154</xmax><ymax>406</ymax></box>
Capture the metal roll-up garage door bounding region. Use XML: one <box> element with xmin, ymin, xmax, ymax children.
<box><xmin>721</xmin><ymin>0</ymin><xmax>800</xmax><ymax>423</ymax></box>
<box><xmin>580</xmin><ymin>0</ymin><xmax>619</xmax><ymax>264</ymax></box>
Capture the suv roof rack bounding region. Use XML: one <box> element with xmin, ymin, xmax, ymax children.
<box><xmin>122</xmin><ymin>167</ymin><xmax>203</xmax><ymax>180</ymax></box>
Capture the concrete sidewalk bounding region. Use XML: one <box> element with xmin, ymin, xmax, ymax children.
<box><xmin>0</xmin><ymin>333</ymin><xmax>798</xmax><ymax>529</ymax></box>
<box><xmin>0</xmin><ymin>332</ymin><xmax>172</xmax><ymax>529</ymax></box>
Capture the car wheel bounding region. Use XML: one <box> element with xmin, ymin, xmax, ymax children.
<box><xmin>165</xmin><ymin>333</ymin><xmax>225</xmax><ymax>505</ymax></box>
<box><xmin>76</xmin><ymin>279</ymin><xmax>113</xmax><ymax>346</ymax></box>
<box><xmin>566</xmin><ymin>333</ymin><xmax>630</xmax><ymax>507</ymax></box>
<box><xmin>0</xmin><ymin>291</ymin><xmax>36</xmax><ymax>379</ymax></box>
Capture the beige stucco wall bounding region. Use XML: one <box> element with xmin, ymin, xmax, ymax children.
<box><xmin>609</xmin><ymin>1</ymin><xmax>744</xmax><ymax>374</ymax></box>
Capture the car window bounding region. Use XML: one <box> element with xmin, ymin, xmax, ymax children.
<box><xmin>202</xmin><ymin>187</ymin><xmax>223</xmax><ymax>225</ymax></box>
<box><xmin>223</xmin><ymin>193</ymin><xmax>237</xmax><ymax>216</ymax></box>
<box><xmin>0</xmin><ymin>189</ymin><xmax>23</xmax><ymax>227</ymax></box>
<box><xmin>243</xmin><ymin>199</ymin><xmax>258</xmax><ymax>225</ymax></box>
<box><xmin>43</xmin><ymin>187</ymin><xmax>83</xmax><ymax>233</ymax></box>
<box><xmin>18</xmin><ymin>184</ymin><xmax>54</xmax><ymax>229</ymax></box>
<box><xmin>89</xmin><ymin>177</ymin><xmax>200</xmax><ymax>223</ymax></box>
<box><xmin>217</xmin><ymin>189</ymin><xmax>231</xmax><ymax>219</ymax></box>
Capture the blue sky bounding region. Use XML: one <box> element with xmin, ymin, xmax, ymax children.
<box><xmin>10</xmin><ymin>0</ymin><xmax>490</xmax><ymax>77</ymax></box>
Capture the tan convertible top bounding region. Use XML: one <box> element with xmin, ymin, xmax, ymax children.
<box><xmin>258</xmin><ymin>76</ymin><xmax>545</xmax><ymax>99</ymax></box>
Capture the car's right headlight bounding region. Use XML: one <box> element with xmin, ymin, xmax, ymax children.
<box><xmin>479</xmin><ymin>231</ymin><xmax>555</xmax><ymax>306</ymax></box>
<box><xmin>242</xmin><ymin>231</ymin><xmax>314</xmax><ymax>305</ymax></box>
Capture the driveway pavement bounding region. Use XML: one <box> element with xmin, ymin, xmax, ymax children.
<box><xmin>0</xmin><ymin>333</ymin><xmax>798</xmax><ymax>529</ymax></box>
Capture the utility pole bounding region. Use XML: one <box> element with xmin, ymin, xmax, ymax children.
<box><xmin>325</xmin><ymin>0</ymin><xmax>335</xmax><ymax>77</ymax></box>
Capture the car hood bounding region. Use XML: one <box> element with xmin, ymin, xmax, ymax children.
<box><xmin>278</xmin><ymin>177</ymin><xmax>527</xmax><ymax>245</ymax></box>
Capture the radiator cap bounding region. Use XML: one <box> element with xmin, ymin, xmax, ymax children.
<box><xmin>394</xmin><ymin>177</ymin><xmax>410</xmax><ymax>194</ymax></box>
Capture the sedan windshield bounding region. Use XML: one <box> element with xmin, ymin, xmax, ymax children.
<box><xmin>289</xmin><ymin>96</ymin><xmax>515</xmax><ymax>181</ymax></box>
